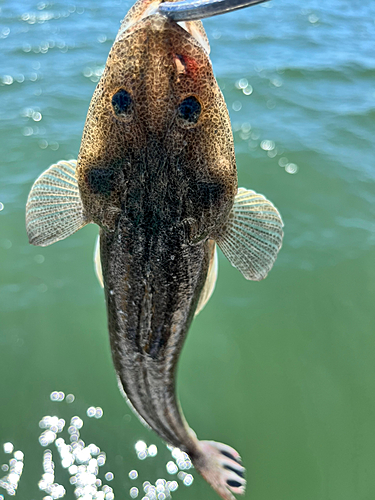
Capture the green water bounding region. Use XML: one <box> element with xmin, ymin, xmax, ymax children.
<box><xmin>1</xmin><ymin>1</ymin><xmax>374</xmax><ymax>499</ymax></box>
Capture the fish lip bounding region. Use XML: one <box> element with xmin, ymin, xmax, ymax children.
<box><xmin>116</xmin><ymin>13</ymin><xmax>179</xmax><ymax>40</ymax></box>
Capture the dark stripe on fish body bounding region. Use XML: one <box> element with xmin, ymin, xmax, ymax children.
<box><xmin>147</xmin><ymin>325</ymin><xmax>166</xmax><ymax>359</ymax></box>
<box><xmin>224</xmin><ymin>464</ymin><xmax>244</xmax><ymax>478</ymax></box>
<box><xmin>227</xmin><ymin>480</ymin><xmax>243</xmax><ymax>488</ymax></box>
<box><xmin>221</xmin><ymin>450</ymin><xmax>242</xmax><ymax>464</ymax></box>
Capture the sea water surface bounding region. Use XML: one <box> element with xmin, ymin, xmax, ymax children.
<box><xmin>0</xmin><ymin>1</ymin><xmax>374</xmax><ymax>499</ymax></box>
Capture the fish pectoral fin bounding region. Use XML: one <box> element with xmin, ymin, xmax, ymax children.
<box><xmin>94</xmin><ymin>234</ymin><xmax>104</xmax><ymax>288</ymax></box>
<box><xmin>216</xmin><ymin>187</ymin><xmax>284</xmax><ymax>281</ymax></box>
<box><xmin>26</xmin><ymin>159</ymin><xmax>88</xmax><ymax>247</ymax></box>
<box><xmin>195</xmin><ymin>241</ymin><xmax>218</xmax><ymax>316</ymax></box>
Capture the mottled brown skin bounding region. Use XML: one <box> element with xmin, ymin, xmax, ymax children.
<box><xmin>77</xmin><ymin>14</ymin><xmax>237</xmax><ymax>464</ymax></box>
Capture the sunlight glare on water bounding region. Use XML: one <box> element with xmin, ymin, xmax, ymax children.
<box><xmin>1</xmin><ymin>393</ymin><xmax>196</xmax><ymax>499</ymax></box>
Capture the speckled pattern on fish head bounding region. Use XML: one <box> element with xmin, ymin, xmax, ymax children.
<box><xmin>77</xmin><ymin>14</ymin><xmax>237</xmax><ymax>241</ymax></box>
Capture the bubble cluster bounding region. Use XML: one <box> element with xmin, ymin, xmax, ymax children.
<box><xmin>285</xmin><ymin>163</ymin><xmax>298</xmax><ymax>174</ymax></box>
<box><xmin>0</xmin><ymin>445</ymin><xmax>24</xmax><ymax>496</ymax></box>
<box><xmin>166</xmin><ymin>462</ymin><xmax>178</xmax><ymax>475</ymax></box>
<box><xmin>130</xmin><ymin>446</ymin><xmax>194</xmax><ymax>499</ymax></box>
<box><xmin>233</xmin><ymin>117</ymin><xmax>299</xmax><ymax>174</ymax></box>
<box><xmin>279</xmin><ymin>157</ymin><xmax>299</xmax><ymax>174</ymax></box>
<box><xmin>121</xmin><ymin>441</ymin><xmax>194</xmax><ymax>498</ymax></box>
<box><xmin>38</xmin><ymin>139</ymin><xmax>60</xmax><ymax>150</ymax></box>
<box><xmin>22</xmin><ymin>107</ymin><xmax>43</xmax><ymax>122</ymax></box>
<box><xmin>87</xmin><ymin>407</ymin><xmax>104</xmax><ymax>419</ymax></box>
<box><xmin>232</xmin><ymin>73</ymin><xmax>300</xmax><ymax>174</ymax></box>
<box><xmin>83</xmin><ymin>66</ymin><xmax>105</xmax><ymax>83</ymax></box>
<box><xmin>235</xmin><ymin>78</ymin><xmax>253</xmax><ymax>95</ymax></box>
<box><xmin>139</xmin><ymin>477</ymin><xmax>184</xmax><ymax>500</ymax></box>
<box><xmin>260</xmin><ymin>139</ymin><xmax>275</xmax><ymax>151</ymax></box>
<box><xmin>1</xmin><ymin>71</ymin><xmax>41</xmax><ymax>87</ymax></box>
<box><xmin>50</xmin><ymin>391</ymin><xmax>65</xmax><ymax>402</ymax></box>
<box><xmin>39</xmin><ymin>415</ymin><xmax>66</xmax><ymax>446</ymax></box>
<box><xmin>22</xmin><ymin>40</ymin><xmax>59</xmax><ymax>55</ymax></box>
<box><xmin>180</xmin><ymin>473</ymin><xmax>194</xmax><ymax>486</ymax></box>
<box><xmin>38</xmin><ymin>449</ymin><xmax>66</xmax><ymax>498</ymax></box>
<box><xmin>170</xmin><ymin>448</ymin><xmax>192</xmax><ymax>471</ymax></box>
<box><xmin>134</xmin><ymin>441</ymin><xmax>147</xmax><ymax>460</ymax></box>
<box><xmin>134</xmin><ymin>441</ymin><xmax>158</xmax><ymax>461</ymax></box>
<box><xmin>19</xmin><ymin>4</ymin><xmax>84</xmax><ymax>26</ymax></box>
<box><xmin>38</xmin><ymin>413</ymin><xmax>115</xmax><ymax>499</ymax></box>
<box><xmin>1</xmin><ymin>393</ymin><xmax>196</xmax><ymax>499</ymax></box>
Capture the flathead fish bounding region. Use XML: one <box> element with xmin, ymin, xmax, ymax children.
<box><xmin>26</xmin><ymin>1</ymin><xmax>283</xmax><ymax>499</ymax></box>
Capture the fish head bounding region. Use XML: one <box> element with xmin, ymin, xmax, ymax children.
<box><xmin>77</xmin><ymin>11</ymin><xmax>237</xmax><ymax>242</ymax></box>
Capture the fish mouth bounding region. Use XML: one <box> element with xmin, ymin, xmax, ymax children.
<box><xmin>116</xmin><ymin>1</ymin><xmax>210</xmax><ymax>53</ymax></box>
<box><xmin>116</xmin><ymin>0</ymin><xmax>270</xmax><ymax>54</ymax></box>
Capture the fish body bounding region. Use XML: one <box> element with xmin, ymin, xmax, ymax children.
<box><xmin>26</xmin><ymin>3</ymin><xmax>283</xmax><ymax>499</ymax></box>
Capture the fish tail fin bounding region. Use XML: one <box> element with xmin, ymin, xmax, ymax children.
<box><xmin>193</xmin><ymin>440</ymin><xmax>246</xmax><ymax>500</ymax></box>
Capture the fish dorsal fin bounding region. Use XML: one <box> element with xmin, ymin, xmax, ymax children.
<box><xmin>26</xmin><ymin>160</ymin><xmax>88</xmax><ymax>247</ymax></box>
<box><xmin>195</xmin><ymin>241</ymin><xmax>218</xmax><ymax>316</ymax></box>
<box><xmin>94</xmin><ymin>234</ymin><xmax>104</xmax><ymax>288</ymax></box>
<box><xmin>216</xmin><ymin>188</ymin><xmax>283</xmax><ymax>281</ymax></box>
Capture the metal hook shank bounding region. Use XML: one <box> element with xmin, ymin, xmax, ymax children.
<box><xmin>158</xmin><ymin>0</ymin><xmax>270</xmax><ymax>22</ymax></box>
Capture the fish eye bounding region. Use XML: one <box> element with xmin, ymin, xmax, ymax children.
<box><xmin>112</xmin><ymin>89</ymin><xmax>133</xmax><ymax>117</ymax></box>
<box><xmin>177</xmin><ymin>96</ymin><xmax>201</xmax><ymax>125</ymax></box>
